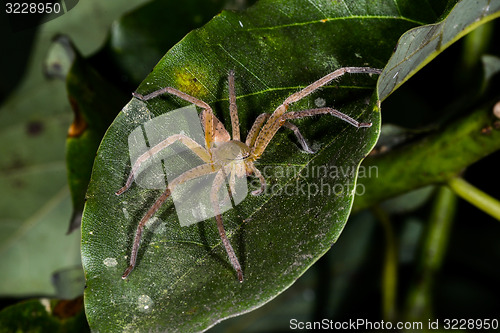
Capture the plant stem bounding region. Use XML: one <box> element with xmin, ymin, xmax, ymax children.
<box><xmin>404</xmin><ymin>187</ymin><xmax>456</xmax><ymax>326</ymax></box>
<box><xmin>461</xmin><ymin>21</ymin><xmax>494</xmax><ymax>72</ymax></box>
<box><xmin>372</xmin><ymin>206</ymin><xmax>397</xmax><ymax>322</ymax></box>
<box><xmin>354</xmin><ymin>104</ymin><xmax>500</xmax><ymax>212</ymax></box>
<box><xmin>447</xmin><ymin>177</ymin><xmax>500</xmax><ymax>221</ymax></box>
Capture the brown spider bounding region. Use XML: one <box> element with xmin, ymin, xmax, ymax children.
<box><xmin>117</xmin><ymin>67</ymin><xmax>381</xmax><ymax>282</ymax></box>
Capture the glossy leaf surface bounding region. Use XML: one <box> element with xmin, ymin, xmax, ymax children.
<box><xmin>378</xmin><ymin>0</ymin><xmax>500</xmax><ymax>100</ymax></box>
<box><xmin>0</xmin><ymin>0</ymin><xmax>153</xmax><ymax>298</ymax></box>
<box><xmin>65</xmin><ymin>0</ymin><xmax>227</xmax><ymax>232</ymax></box>
<box><xmin>81</xmin><ymin>0</ymin><xmax>444</xmax><ymax>331</ymax></box>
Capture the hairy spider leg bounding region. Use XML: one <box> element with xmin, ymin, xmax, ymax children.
<box><xmin>283</xmin><ymin>67</ymin><xmax>382</xmax><ymax>106</ymax></box>
<box><xmin>245</xmin><ymin>113</ymin><xmax>314</xmax><ymax>153</ymax></box>
<box><xmin>251</xmin><ymin>67</ymin><xmax>381</xmax><ymax>158</ymax></box>
<box><xmin>133</xmin><ymin>87</ymin><xmax>218</xmax><ymax>153</ymax></box>
<box><xmin>228</xmin><ymin>70</ymin><xmax>240</xmax><ymax>142</ymax></box>
<box><xmin>281</xmin><ymin>121</ymin><xmax>314</xmax><ymax>153</ymax></box>
<box><xmin>245</xmin><ymin>113</ymin><xmax>268</xmax><ymax>148</ymax></box>
<box><xmin>226</xmin><ymin>157</ymin><xmax>246</xmax><ymax>201</ymax></box>
<box><xmin>253</xmin><ymin>106</ymin><xmax>373</xmax><ymax>161</ymax></box>
<box><xmin>280</xmin><ymin>107</ymin><xmax>372</xmax><ymax>128</ymax></box>
<box><xmin>125</xmin><ymin>74</ymin><xmax>248</xmax><ymax>281</ymax></box>
<box><xmin>116</xmin><ymin>134</ymin><xmax>211</xmax><ymax>195</ymax></box>
<box><xmin>216</xmin><ymin>154</ymin><xmax>245</xmax><ymax>208</ymax></box>
<box><xmin>243</xmin><ymin>112</ymin><xmax>319</xmax><ymax>195</ymax></box>
<box><xmin>246</xmin><ymin>162</ymin><xmax>266</xmax><ymax>195</ymax></box>
<box><xmin>121</xmin><ymin>163</ymin><xmax>218</xmax><ymax>279</ymax></box>
<box><xmin>121</xmin><ymin>188</ymin><xmax>171</xmax><ymax>279</ymax></box>
<box><xmin>243</xmin><ymin>107</ymin><xmax>372</xmax><ymax>195</ymax></box>
<box><xmin>200</xmin><ymin>111</ymin><xmax>230</xmax><ymax>146</ymax></box>
<box><xmin>200</xmin><ymin>70</ymin><xmax>241</xmax><ymax>144</ymax></box>
<box><xmin>210</xmin><ymin>167</ymin><xmax>244</xmax><ymax>282</ymax></box>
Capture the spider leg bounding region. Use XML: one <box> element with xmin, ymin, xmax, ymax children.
<box><xmin>211</xmin><ymin>168</ymin><xmax>243</xmax><ymax>282</ymax></box>
<box><xmin>200</xmin><ymin>110</ymin><xmax>231</xmax><ymax>145</ymax></box>
<box><xmin>253</xmin><ymin>107</ymin><xmax>371</xmax><ymax>158</ymax></box>
<box><xmin>246</xmin><ymin>162</ymin><xmax>266</xmax><ymax>195</ymax></box>
<box><xmin>245</xmin><ymin>113</ymin><xmax>313</xmax><ymax>153</ymax></box>
<box><xmin>282</xmin><ymin>122</ymin><xmax>314</xmax><ymax>153</ymax></box>
<box><xmin>122</xmin><ymin>163</ymin><xmax>217</xmax><ymax>279</ymax></box>
<box><xmin>280</xmin><ymin>107</ymin><xmax>372</xmax><ymax>128</ymax></box>
<box><xmin>122</xmin><ymin>188</ymin><xmax>171</xmax><ymax>279</ymax></box>
<box><xmin>133</xmin><ymin>86</ymin><xmax>218</xmax><ymax>152</ymax></box>
<box><xmin>226</xmin><ymin>167</ymin><xmax>237</xmax><ymax>204</ymax></box>
<box><xmin>228</xmin><ymin>70</ymin><xmax>240</xmax><ymax>141</ymax></box>
<box><xmin>227</xmin><ymin>155</ymin><xmax>250</xmax><ymax>197</ymax></box>
<box><xmin>214</xmin><ymin>166</ymin><xmax>235</xmax><ymax>208</ymax></box>
<box><xmin>116</xmin><ymin>134</ymin><xmax>211</xmax><ymax>195</ymax></box>
<box><xmin>245</xmin><ymin>113</ymin><xmax>269</xmax><ymax>147</ymax></box>
<box><xmin>252</xmin><ymin>67</ymin><xmax>380</xmax><ymax>158</ymax></box>
<box><xmin>283</xmin><ymin>67</ymin><xmax>381</xmax><ymax>105</ymax></box>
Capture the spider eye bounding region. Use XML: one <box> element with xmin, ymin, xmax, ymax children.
<box><xmin>234</xmin><ymin>151</ymin><xmax>250</xmax><ymax>160</ymax></box>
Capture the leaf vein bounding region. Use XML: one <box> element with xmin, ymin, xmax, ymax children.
<box><xmin>245</xmin><ymin>15</ymin><xmax>425</xmax><ymax>32</ymax></box>
<box><xmin>217</xmin><ymin>44</ymin><xmax>270</xmax><ymax>89</ymax></box>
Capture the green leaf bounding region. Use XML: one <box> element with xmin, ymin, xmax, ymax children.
<box><xmin>0</xmin><ymin>58</ymin><xmax>79</xmax><ymax>297</ymax></box>
<box><xmin>0</xmin><ymin>0</ymin><xmax>151</xmax><ymax>299</ymax></box>
<box><xmin>81</xmin><ymin>1</ymin><xmax>437</xmax><ymax>332</ymax></box>
<box><xmin>377</xmin><ymin>0</ymin><xmax>500</xmax><ymax>101</ymax></box>
<box><xmin>355</xmin><ymin>103</ymin><xmax>500</xmax><ymax>211</ymax></box>
<box><xmin>212</xmin><ymin>210</ymin><xmax>377</xmax><ymax>331</ymax></box>
<box><xmin>354</xmin><ymin>0</ymin><xmax>500</xmax><ymax>211</ymax></box>
<box><xmin>65</xmin><ymin>49</ymin><xmax>129</xmax><ymax>233</ymax></box>
<box><xmin>89</xmin><ymin>0</ymin><xmax>228</xmax><ymax>89</ymax></box>
<box><xmin>64</xmin><ymin>0</ymin><xmax>228</xmax><ymax>232</ymax></box>
<box><xmin>0</xmin><ymin>297</ymin><xmax>89</xmax><ymax>333</ymax></box>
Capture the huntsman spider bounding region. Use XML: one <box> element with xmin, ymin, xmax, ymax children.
<box><xmin>117</xmin><ymin>67</ymin><xmax>381</xmax><ymax>282</ymax></box>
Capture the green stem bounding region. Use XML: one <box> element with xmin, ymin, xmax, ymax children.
<box><xmin>404</xmin><ymin>187</ymin><xmax>456</xmax><ymax>325</ymax></box>
<box><xmin>461</xmin><ymin>21</ymin><xmax>494</xmax><ymax>72</ymax></box>
<box><xmin>447</xmin><ymin>177</ymin><xmax>500</xmax><ymax>221</ymax></box>
<box><xmin>354</xmin><ymin>104</ymin><xmax>500</xmax><ymax>212</ymax></box>
<box><xmin>372</xmin><ymin>206</ymin><xmax>397</xmax><ymax>322</ymax></box>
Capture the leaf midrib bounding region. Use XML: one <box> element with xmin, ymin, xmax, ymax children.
<box><xmin>243</xmin><ymin>15</ymin><xmax>427</xmax><ymax>31</ymax></box>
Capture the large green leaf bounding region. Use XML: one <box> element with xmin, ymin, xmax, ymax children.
<box><xmin>81</xmin><ymin>0</ymin><xmax>439</xmax><ymax>331</ymax></box>
<box><xmin>0</xmin><ymin>32</ymin><xmax>76</xmax><ymax>299</ymax></box>
<box><xmin>0</xmin><ymin>297</ymin><xmax>89</xmax><ymax>333</ymax></box>
<box><xmin>0</xmin><ymin>0</ymin><xmax>149</xmax><ymax>299</ymax></box>
<box><xmin>353</xmin><ymin>0</ymin><xmax>500</xmax><ymax>210</ymax></box>
<box><xmin>65</xmin><ymin>0</ymin><xmax>227</xmax><ymax>233</ymax></box>
<box><xmin>89</xmin><ymin>0</ymin><xmax>228</xmax><ymax>89</ymax></box>
<box><xmin>377</xmin><ymin>0</ymin><xmax>500</xmax><ymax>100</ymax></box>
<box><xmin>65</xmin><ymin>48</ymin><xmax>129</xmax><ymax>233</ymax></box>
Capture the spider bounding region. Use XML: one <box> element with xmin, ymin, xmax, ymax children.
<box><xmin>117</xmin><ymin>66</ymin><xmax>381</xmax><ymax>282</ymax></box>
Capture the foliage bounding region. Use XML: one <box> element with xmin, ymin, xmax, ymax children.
<box><xmin>1</xmin><ymin>0</ymin><xmax>499</xmax><ymax>332</ymax></box>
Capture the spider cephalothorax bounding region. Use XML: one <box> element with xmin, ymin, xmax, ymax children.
<box><xmin>117</xmin><ymin>67</ymin><xmax>381</xmax><ymax>282</ymax></box>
